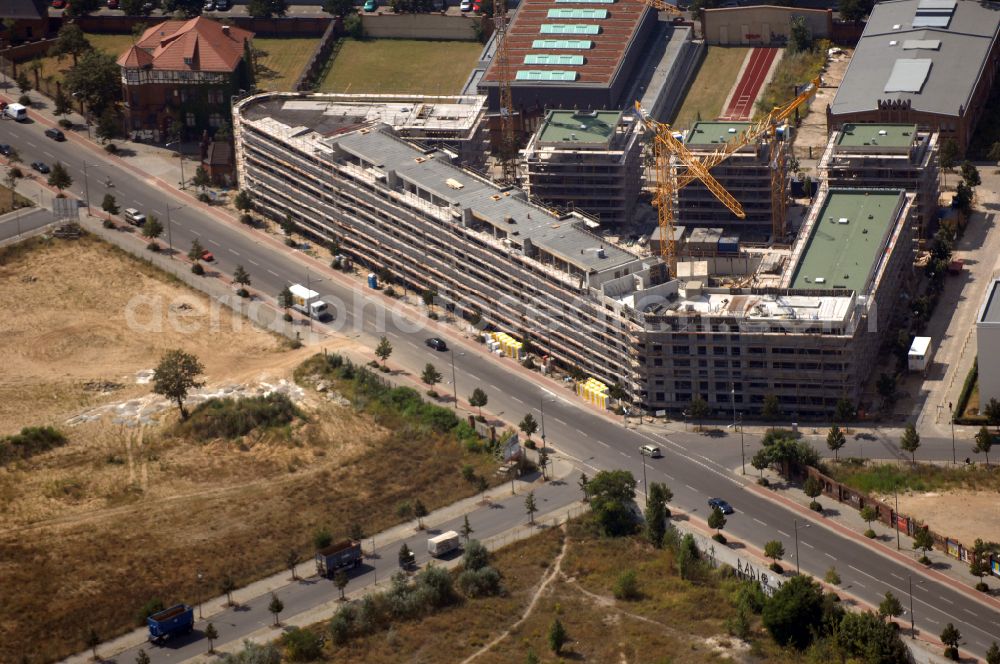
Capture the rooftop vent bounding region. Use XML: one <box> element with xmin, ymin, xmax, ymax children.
<box><xmin>597</xmin><ymin>247</ymin><xmax>607</xmax><ymax>258</ymax></box>
<box><xmin>445</xmin><ymin>178</ymin><xmax>464</xmax><ymax>190</ymax></box>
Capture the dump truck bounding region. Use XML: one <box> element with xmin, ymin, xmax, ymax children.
<box><xmin>315</xmin><ymin>539</ymin><xmax>363</xmax><ymax>577</ymax></box>
<box><xmin>147</xmin><ymin>604</ymin><xmax>194</xmax><ymax>644</ymax></box>
<box><xmin>289</xmin><ymin>283</ymin><xmax>332</xmax><ymax>321</ymax></box>
<box><xmin>427</xmin><ymin>530</ymin><xmax>461</xmax><ymax>557</ymax></box>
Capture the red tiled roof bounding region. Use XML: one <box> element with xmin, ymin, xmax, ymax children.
<box><xmin>482</xmin><ymin>0</ymin><xmax>650</xmax><ymax>87</ymax></box>
<box><xmin>118</xmin><ymin>17</ymin><xmax>254</xmax><ymax>73</ymax></box>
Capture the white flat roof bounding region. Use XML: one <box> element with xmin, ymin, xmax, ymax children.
<box><xmin>908</xmin><ymin>336</ymin><xmax>931</xmax><ymax>355</ymax></box>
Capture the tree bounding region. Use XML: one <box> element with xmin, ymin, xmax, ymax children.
<box><xmin>50</xmin><ymin>23</ymin><xmax>91</xmax><ymax>67</ymax></box>
<box><xmin>548</xmin><ymin>618</ymin><xmax>567</xmax><ymax>655</ymax></box>
<box><xmin>188</xmin><ymin>238</ymin><xmax>206</xmax><ymax>263</ymax></box>
<box><xmin>688</xmin><ymin>396</ymin><xmax>709</xmax><ymax>430</ymax></box>
<box><xmin>53</xmin><ymin>87</ymin><xmax>73</xmax><ymax>119</ymax></box>
<box><xmin>65</xmin><ymin>51</ymin><xmax>119</xmax><ymax>116</ymax></box>
<box><xmin>163</xmin><ymin>0</ymin><xmax>204</xmax><ymax>16</ymax></box>
<box><xmin>940</xmin><ymin>622</ymin><xmax>961</xmax><ymax>660</ymax></box>
<box><xmin>152</xmin><ymin>349</ymin><xmax>205</xmax><ymax>419</ymax></box>
<box><xmin>645</xmin><ymin>496</ymin><xmax>667</xmax><ymax>548</ymax></box>
<box><xmin>233</xmin><ymin>190</ymin><xmax>253</xmax><ymax>211</ymax></box>
<box><xmin>476</xmin><ymin>474</ymin><xmax>489</xmax><ymax>502</ymax></box>
<box><xmin>877</xmin><ymin>373</ymin><xmax>897</xmax><ymax>406</ymax></box>
<box><xmin>538</xmin><ymin>449</ymin><xmax>549</xmax><ymax>480</ymax></box>
<box><xmin>65</xmin><ymin>0</ymin><xmax>102</xmax><ymax>15</ymax></box>
<box><xmin>192</xmin><ymin>165</ymin><xmax>211</xmax><ymax>190</ymax></box>
<box><xmin>5</xmin><ymin>166</ymin><xmax>23</xmax><ymax>192</ymax></box>
<box><xmin>142</xmin><ymin>215</ymin><xmax>163</xmax><ymax>241</ymax></box>
<box><xmin>940</xmin><ymin>138</ymin><xmax>959</xmax><ymax>179</ymax></box>
<box><xmin>96</xmin><ymin>106</ymin><xmax>121</xmax><ymax>144</ymax></box>
<box><xmin>900</xmin><ymin>423</ymin><xmax>920</xmax><ymax>465</ymax></box>
<box><xmin>422</xmin><ymin>288</ymin><xmax>437</xmax><ymax>309</ymax></box>
<box><xmin>578</xmin><ymin>472</ymin><xmax>589</xmax><ymax>501</ymax></box>
<box><xmin>525</xmin><ymin>491</ymin><xmax>537</xmax><ymax>524</ymax></box>
<box><xmin>878</xmin><ymin>591</ymin><xmax>903</xmax><ymax>622</ymax></box>
<box><xmin>985</xmin><ymin>398</ymin><xmax>1000</xmax><ymax>432</ymax></box>
<box><xmin>279</xmin><ymin>212</ymin><xmax>295</xmax><ymax>236</ymax></box>
<box><xmin>826</xmin><ymin>425</ymin><xmax>846</xmax><ymax>461</ymax></box>
<box><xmin>413</xmin><ymin>498</ymin><xmax>428</xmax><ymax>529</ymax></box>
<box><xmin>421</xmin><ymin>363</ymin><xmax>442</xmax><ymax>388</ymax></box>
<box><xmin>15</xmin><ymin>70</ymin><xmax>31</xmax><ymax>95</ymax></box>
<box><xmin>860</xmin><ymin>505</ymin><xmax>878</xmax><ymax>537</ymax></box>
<box><xmin>954</xmin><ymin>182</ymin><xmax>973</xmax><ymax>213</ymax></box>
<box><xmin>233</xmin><ymin>264</ymin><xmax>251</xmax><ymax>288</ymax></box>
<box><xmin>221</xmin><ymin>575</ymin><xmax>236</xmax><ymax>606</ymax></box>
<box><xmin>268</xmin><ymin>593</ymin><xmax>284</xmax><ymax>626</ymax></box>
<box><xmin>86</xmin><ymin>628</ymin><xmax>100</xmax><ymax>658</ymax></box>
<box><xmin>47</xmin><ymin>161</ymin><xmax>72</xmax><ymax>194</ymax></box>
<box><xmin>313</xmin><ymin>527</ymin><xmax>333</xmax><ymax>550</ymax></box>
<box><xmin>469</xmin><ymin>387</ymin><xmax>488</xmax><ymax>418</ymax></box>
<box><xmin>789</xmin><ymin>15</ymin><xmax>813</xmax><ymax>52</ymax></box>
<box><xmin>277</xmin><ymin>285</ymin><xmax>293</xmax><ymax>311</ymax></box>
<box><xmin>587</xmin><ymin>470</ymin><xmax>637</xmax><ymax>537</ymax></box>
<box><xmin>334</xmin><ymin>569</ymin><xmax>349</xmax><ymax>599</ymax></box>
<box><xmin>970</xmin><ymin>540</ymin><xmax>990</xmax><ymax>591</ymax></box>
<box><xmin>247</xmin><ymin>0</ymin><xmax>288</xmax><ymax>17</ymax></box>
<box><xmin>751</xmin><ymin>448</ymin><xmax>770</xmax><ymax>478</ymax></box>
<box><xmin>614</xmin><ymin>568</ymin><xmax>640</xmax><ymax>600</ymax></box>
<box><xmin>286</xmin><ymin>549</ymin><xmax>300</xmax><ymax>580</ymax></box>
<box><xmin>961</xmin><ymin>160</ymin><xmax>981</xmax><ymax>190</ymax></box>
<box><xmin>398</xmin><ymin>542</ymin><xmax>414</xmax><ymax>568</ymax></box>
<box><xmin>460</xmin><ymin>514</ymin><xmax>474</xmax><ymax>542</ymax></box>
<box><xmin>322</xmin><ymin>0</ymin><xmax>354</xmax><ymax>15</ymax></box>
<box><xmin>100</xmin><ymin>193</ymin><xmax>119</xmax><ymax>221</ymax></box>
<box><xmin>987</xmin><ymin>642</ymin><xmax>1000</xmax><ymax>664</ymax></box>
<box><xmin>282</xmin><ymin>627</ymin><xmax>324</xmax><ymax>661</ymax></box>
<box><xmin>135</xmin><ymin>649</ymin><xmax>151</xmax><ymax>664</ymax></box>
<box><xmin>708</xmin><ymin>505</ymin><xmax>727</xmax><ymax>541</ymax></box>
<box><xmin>762</xmin><ymin>394</ymin><xmax>781</xmax><ymax>422</ymax></box>
<box><xmin>204</xmin><ymin>622</ymin><xmax>218</xmax><ymax>652</ymax></box>
<box><xmin>764</xmin><ymin>539</ymin><xmax>785</xmax><ymax>571</ymax></box>
<box><xmin>761</xmin><ymin>574</ymin><xmax>824</xmax><ymax>649</ymax></box>
<box><xmin>519</xmin><ymin>413</ymin><xmax>538</xmax><ymax>440</ymax></box>
<box><xmin>375</xmin><ymin>336</ymin><xmax>392</xmax><ymax>367</ymax></box>
<box><xmin>838</xmin><ymin>0</ymin><xmax>871</xmax><ymax>22</ymax></box>
<box><xmin>913</xmin><ymin>527</ymin><xmax>934</xmax><ymax>564</ymax></box>
<box><xmin>803</xmin><ymin>476</ymin><xmax>822</xmax><ymax>511</ymax></box>
<box><xmin>975</xmin><ymin>426</ymin><xmax>994</xmax><ymax>466</ymax></box>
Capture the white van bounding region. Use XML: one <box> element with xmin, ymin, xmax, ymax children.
<box><xmin>3</xmin><ymin>103</ymin><xmax>28</xmax><ymax>122</ymax></box>
<box><xmin>427</xmin><ymin>530</ymin><xmax>461</xmax><ymax>557</ymax></box>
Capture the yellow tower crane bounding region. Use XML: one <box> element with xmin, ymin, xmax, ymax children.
<box><xmin>494</xmin><ymin>0</ymin><xmax>517</xmax><ymax>185</ymax></box>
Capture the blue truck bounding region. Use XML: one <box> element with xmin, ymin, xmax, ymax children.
<box><xmin>315</xmin><ymin>539</ymin><xmax>363</xmax><ymax>577</ymax></box>
<box><xmin>147</xmin><ymin>604</ymin><xmax>195</xmax><ymax>644</ymax></box>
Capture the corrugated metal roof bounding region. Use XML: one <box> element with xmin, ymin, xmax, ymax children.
<box><xmin>547</xmin><ymin>8</ymin><xmax>608</xmax><ymax>18</ymax></box>
<box><xmin>515</xmin><ymin>70</ymin><xmax>579</xmax><ymax>81</ymax></box>
<box><xmin>883</xmin><ymin>58</ymin><xmax>932</xmax><ymax>92</ymax></box>
<box><xmin>901</xmin><ymin>38</ymin><xmax>940</xmax><ymax>49</ymax></box>
<box><xmin>917</xmin><ymin>0</ymin><xmax>955</xmax><ymax>10</ymax></box>
<box><xmin>524</xmin><ymin>53</ymin><xmax>586</xmax><ymax>65</ymax></box>
<box><xmin>531</xmin><ymin>39</ymin><xmax>594</xmax><ymax>48</ymax></box>
<box><xmin>540</xmin><ymin>23</ymin><xmax>602</xmax><ymax>34</ymax></box>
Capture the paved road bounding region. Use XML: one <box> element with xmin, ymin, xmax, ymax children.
<box><xmin>0</xmin><ymin>206</ymin><xmax>56</xmax><ymax>242</ymax></box>
<box><xmin>3</xmin><ymin>118</ymin><xmax>999</xmax><ymax>659</ymax></box>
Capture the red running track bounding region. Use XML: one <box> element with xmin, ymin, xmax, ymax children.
<box><xmin>721</xmin><ymin>47</ymin><xmax>779</xmax><ymax>121</ymax></box>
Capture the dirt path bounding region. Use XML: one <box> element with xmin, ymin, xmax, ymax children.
<box><xmin>459</xmin><ymin>525</ymin><xmax>570</xmax><ymax>664</ymax></box>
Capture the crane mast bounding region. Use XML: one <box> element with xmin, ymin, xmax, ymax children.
<box><xmin>494</xmin><ymin>0</ymin><xmax>517</xmax><ymax>185</ymax></box>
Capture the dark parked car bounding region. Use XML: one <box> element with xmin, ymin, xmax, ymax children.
<box><xmin>0</xmin><ymin>144</ymin><xmax>11</xmax><ymax>157</ymax></box>
<box><xmin>31</xmin><ymin>161</ymin><xmax>50</xmax><ymax>174</ymax></box>
<box><xmin>425</xmin><ymin>337</ymin><xmax>448</xmax><ymax>352</ymax></box>
<box><xmin>44</xmin><ymin>128</ymin><xmax>65</xmax><ymax>141</ymax></box>
<box><xmin>708</xmin><ymin>498</ymin><xmax>734</xmax><ymax>515</ymax></box>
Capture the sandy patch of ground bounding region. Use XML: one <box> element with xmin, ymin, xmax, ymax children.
<box><xmin>794</xmin><ymin>48</ymin><xmax>853</xmax><ymax>163</ymax></box>
<box><xmin>893</xmin><ymin>490</ymin><xmax>1000</xmax><ymax>545</ymax></box>
<box><xmin>0</xmin><ymin>234</ymin><xmax>308</xmax><ymax>435</ymax></box>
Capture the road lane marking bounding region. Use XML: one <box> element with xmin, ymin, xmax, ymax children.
<box><xmin>207</xmin><ymin>239</ymin><xmax>220</xmax><ymax>246</ymax></box>
<box><xmin>777</xmin><ymin>530</ymin><xmax>790</xmax><ymax>538</ymax></box>
<box><xmin>26</xmin><ymin>141</ymin><xmax>36</xmax><ymax>148</ymax></box>
<box><xmin>854</xmin><ymin>581</ymin><xmax>866</xmax><ymax>588</ymax></box>
<box><xmin>267</xmin><ymin>269</ymin><xmax>279</xmax><ymax>276</ymax></box>
<box><xmin>619</xmin><ymin>451</ymin><xmax>629</xmax><ymax>458</ymax></box>
<box><xmin>228</xmin><ymin>249</ymin><xmax>240</xmax><ymax>256</ymax></box>
<box><xmin>963</xmin><ymin>608</ymin><xmax>977</xmax><ymax>617</ymax></box>
<box><xmin>554</xmin><ymin>417</ymin><xmax>566</xmax><ymax>426</ymax></box>
<box><xmin>925</xmin><ymin>617</ymin><xmax>939</xmax><ymax>625</ymax></box>
<box><xmin>891</xmin><ymin>573</ymin><xmax>904</xmax><ymax>580</ymax></box>
<box><xmin>824</xmin><ymin>553</ymin><xmax>836</xmax><ymax>560</ymax></box>
<box><xmin>248</xmin><ymin>259</ymin><xmax>259</xmax><ymax>266</ymax></box>
<box><xmin>685</xmin><ymin>484</ymin><xmax>697</xmax><ymax>492</ymax></box>
<box><xmin>937</xmin><ymin>596</ymin><xmax>953</xmax><ymax>605</ymax></box>
<box><xmin>466</xmin><ymin>373</ymin><xmax>480</xmax><ymax>382</ymax></box>
<box><xmin>191</xmin><ymin>229</ymin><xmax>201</xmax><ymax>236</ymax></box>
<box><xmin>512</xmin><ymin>396</ymin><xmax>524</xmax><ymax>404</ymax></box>
<box><xmin>753</xmin><ymin>518</ymin><xmax>767</xmax><ymax>527</ymax></box>
<box><xmin>801</xmin><ymin>541</ymin><xmax>814</xmax><ymax>549</ymax></box>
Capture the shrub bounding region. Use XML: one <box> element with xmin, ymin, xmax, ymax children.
<box><xmin>613</xmin><ymin>569</ymin><xmax>640</xmax><ymax>600</ymax></box>
<box><xmin>240</xmin><ymin>213</ymin><xmax>254</xmax><ymax>226</ymax></box>
<box><xmin>281</xmin><ymin>626</ymin><xmax>324</xmax><ymax>661</ymax></box>
<box><xmin>147</xmin><ymin>241</ymin><xmax>160</xmax><ymax>252</ymax></box>
<box><xmin>58</xmin><ymin>118</ymin><xmax>73</xmax><ymax>129</ymax></box>
<box><xmin>809</xmin><ymin>501</ymin><xmax>822</xmax><ymax>512</ymax></box>
<box><xmin>283</xmin><ymin>312</ymin><xmax>293</xmax><ymax>322</ymax></box>
<box><xmin>236</xmin><ymin>287</ymin><xmax>249</xmax><ymax>298</ymax></box>
<box><xmin>102</xmin><ymin>218</ymin><xmax>115</xmax><ymax>229</ymax></box>
<box><xmin>457</xmin><ymin>566</ymin><xmax>502</xmax><ymax>598</ymax></box>
<box><xmin>134</xmin><ymin>597</ymin><xmax>165</xmax><ymax>625</ymax></box>
<box><xmin>197</xmin><ymin>192</ymin><xmax>211</xmax><ymax>203</ymax></box>
<box><xmin>864</xmin><ymin>529</ymin><xmax>876</xmax><ymax>539</ymax></box>
<box><xmin>385</xmin><ymin>286</ymin><xmax>396</xmax><ymax>297</ymax></box>
<box><xmin>770</xmin><ymin>562</ymin><xmax>783</xmax><ymax>573</ymax></box>
<box><xmin>104</xmin><ymin>143</ymin><xmax>117</xmax><ymax>154</ymax></box>
<box><xmin>177</xmin><ymin>393</ymin><xmax>300</xmax><ymax>439</ymax></box>
<box><xmin>18</xmin><ymin>94</ymin><xmax>30</xmax><ymax>106</ymax></box>
<box><xmin>712</xmin><ymin>532</ymin><xmax>727</xmax><ymax>543</ymax></box>
<box><xmin>285</xmin><ymin>237</ymin><xmax>297</xmax><ymax>247</ymax></box>
<box><xmin>191</xmin><ymin>263</ymin><xmax>205</xmax><ymax>275</ymax></box>
<box><xmin>0</xmin><ymin>426</ymin><xmax>69</xmax><ymax>464</ymax></box>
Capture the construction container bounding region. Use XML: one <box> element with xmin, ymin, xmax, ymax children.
<box><xmin>718</xmin><ymin>235</ymin><xmax>740</xmax><ymax>254</ymax></box>
<box><xmin>367</xmin><ymin>273</ymin><xmax>378</xmax><ymax>289</ymax></box>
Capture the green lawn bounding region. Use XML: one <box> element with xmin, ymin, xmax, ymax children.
<box><xmin>36</xmin><ymin>33</ymin><xmax>137</xmax><ymax>87</ymax></box>
<box><xmin>670</xmin><ymin>46</ymin><xmax>749</xmax><ymax>130</ymax></box>
<box><xmin>253</xmin><ymin>37</ymin><xmax>320</xmax><ymax>91</ymax></box>
<box><xmin>318</xmin><ymin>39</ymin><xmax>483</xmax><ymax>95</ymax></box>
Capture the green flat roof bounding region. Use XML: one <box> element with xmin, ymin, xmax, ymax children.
<box><xmin>790</xmin><ymin>189</ymin><xmax>904</xmax><ymax>293</ymax></box>
<box><xmin>537</xmin><ymin>109</ymin><xmax>621</xmax><ymax>145</ymax></box>
<box><xmin>836</xmin><ymin>123</ymin><xmax>918</xmax><ymax>149</ymax></box>
<box><xmin>685</xmin><ymin>121</ymin><xmax>751</xmax><ymax>146</ymax></box>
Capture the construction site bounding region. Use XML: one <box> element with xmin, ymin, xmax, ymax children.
<box><xmin>232</xmin><ymin>0</ymin><xmax>948</xmax><ymax>418</ymax></box>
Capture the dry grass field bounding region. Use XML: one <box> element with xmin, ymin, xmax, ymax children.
<box><xmin>0</xmin><ymin>236</ymin><xmax>494</xmax><ymax>662</ymax></box>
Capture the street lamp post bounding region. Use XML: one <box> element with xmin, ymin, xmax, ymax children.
<box><xmin>794</xmin><ymin>520</ymin><xmax>800</xmax><ymax>574</ymax></box>
<box><xmin>539</xmin><ymin>396</ymin><xmax>547</xmax><ymax>444</ymax></box>
<box><xmin>197</xmin><ymin>570</ymin><xmax>204</xmax><ymax>619</ymax></box>
<box><xmin>908</xmin><ymin>575</ymin><xmax>915</xmax><ymax>639</ymax></box>
<box><xmin>83</xmin><ymin>161</ymin><xmax>92</xmax><ymax>215</ymax></box>
<box><xmin>450</xmin><ymin>348</ymin><xmax>458</xmax><ymax>411</ymax></box>
<box><xmin>166</xmin><ymin>139</ymin><xmax>186</xmax><ymax>189</ymax></box>
<box><xmin>739</xmin><ymin>413</ymin><xmax>746</xmax><ymax>475</ymax></box>
<box><xmin>894</xmin><ymin>482</ymin><xmax>901</xmax><ymax>550</ymax></box>
<box><xmin>165</xmin><ymin>204</ymin><xmax>184</xmax><ymax>258</ymax></box>
<box><xmin>730</xmin><ymin>383</ymin><xmax>736</xmax><ymax>430</ymax></box>
<box><xmin>949</xmin><ymin>401</ymin><xmax>956</xmax><ymax>465</ymax></box>
<box><xmin>640</xmin><ymin>446</ymin><xmax>648</xmax><ymax>507</ymax></box>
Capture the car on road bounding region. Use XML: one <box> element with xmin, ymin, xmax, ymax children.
<box><xmin>200</xmin><ymin>250</ymin><xmax>215</xmax><ymax>262</ymax></box>
<box><xmin>460</xmin><ymin>0</ymin><xmax>472</xmax><ymax>10</ymax></box>
<box><xmin>425</xmin><ymin>337</ymin><xmax>448</xmax><ymax>352</ymax></box>
<box><xmin>0</xmin><ymin>144</ymin><xmax>11</xmax><ymax>157</ymax></box>
<box><xmin>44</xmin><ymin>128</ymin><xmax>66</xmax><ymax>141</ymax></box>
<box><xmin>640</xmin><ymin>444</ymin><xmax>662</xmax><ymax>458</ymax></box>
<box><xmin>107</xmin><ymin>0</ymin><xmax>119</xmax><ymax>8</ymax></box>
<box><xmin>124</xmin><ymin>208</ymin><xmax>147</xmax><ymax>226</ymax></box>
<box><xmin>708</xmin><ymin>498</ymin><xmax>734</xmax><ymax>515</ymax></box>
<box><xmin>31</xmin><ymin>162</ymin><xmax>50</xmax><ymax>174</ymax></box>
<box><xmin>473</xmin><ymin>0</ymin><xmax>482</xmax><ymax>11</ymax></box>
<box><xmin>363</xmin><ymin>0</ymin><xmax>377</xmax><ymax>10</ymax></box>
<box><xmin>215</xmin><ymin>0</ymin><xmax>230</xmax><ymax>9</ymax></box>
<box><xmin>50</xmin><ymin>0</ymin><xmax>66</xmax><ymax>7</ymax></box>
<box><xmin>203</xmin><ymin>0</ymin><xmax>215</xmax><ymax>10</ymax></box>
